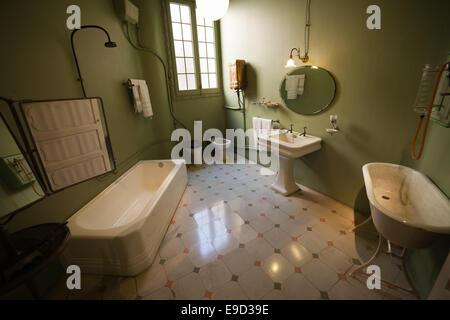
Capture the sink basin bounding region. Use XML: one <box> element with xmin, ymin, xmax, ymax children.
<box><xmin>363</xmin><ymin>163</ymin><xmax>450</xmax><ymax>249</ymax></box>
<box><xmin>258</xmin><ymin>130</ymin><xmax>322</xmax><ymax>195</ymax></box>
<box><xmin>259</xmin><ymin>130</ymin><xmax>322</xmax><ymax>158</ymax></box>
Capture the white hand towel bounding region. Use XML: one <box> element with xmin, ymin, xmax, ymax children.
<box><xmin>252</xmin><ymin>117</ymin><xmax>262</xmax><ymax>148</ymax></box>
<box><xmin>286</xmin><ymin>75</ymin><xmax>300</xmax><ymax>100</ymax></box>
<box><xmin>260</xmin><ymin>118</ymin><xmax>273</xmax><ymax>135</ymax></box>
<box><xmin>297</xmin><ymin>74</ymin><xmax>306</xmax><ymax>95</ymax></box>
<box><xmin>138</xmin><ymin>80</ymin><xmax>153</xmax><ymax>118</ymax></box>
<box><xmin>129</xmin><ymin>79</ymin><xmax>142</xmax><ymax>112</ymax></box>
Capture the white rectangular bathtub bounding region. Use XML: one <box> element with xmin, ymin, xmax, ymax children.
<box><xmin>61</xmin><ymin>159</ymin><xmax>187</xmax><ymax>276</ymax></box>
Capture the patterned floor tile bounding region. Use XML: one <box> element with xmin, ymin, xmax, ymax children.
<box><xmin>232</xmin><ymin>224</ymin><xmax>258</xmax><ymax>244</ymax></box>
<box><xmin>198</xmin><ymin>260</ymin><xmax>232</xmax><ymax>290</ymax></box>
<box><xmin>245</xmin><ymin>237</ymin><xmax>275</xmax><ymax>261</ymax></box>
<box><xmin>239</xmin><ymin>267</ymin><xmax>274</xmax><ymax>299</ymax></box>
<box><xmin>189</xmin><ymin>242</ymin><xmax>218</xmax><ymax>267</ymax></box>
<box><xmin>198</xmin><ymin>220</ymin><xmax>228</xmax><ymax>240</ymax></box>
<box><xmin>328</xmin><ymin>279</ymin><xmax>375</xmax><ymax>300</ymax></box>
<box><xmin>223</xmin><ymin>248</ymin><xmax>253</xmax><ymax>275</ymax></box>
<box><xmin>279</xmin><ymin>219</ymin><xmax>309</xmax><ymax>238</ymax></box>
<box><xmin>297</xmin><ymin>230</ymin><xmax>329</xmax><ymax>253</ymax></box>
<box><xmin>172</xmin><ymin>273</ymin><xmax>207</xmax><ymax>300</ymax></box>
<box><xmin>49</xmin><ymin>161</ymin><xmax>413</xmax><ymax>301</ymax></box>
<box><xmin>163</xmin><ymin>253</ymin><xmax>195</xmax><ymax>281</ymax></box>
<box><xmin>319</xmin><ymin>246</ymin><xmax>354</xmax><ymax>274</ymax></box>
<box><xmin>264</xmin><ymin>228</ymin><xmax>292</xmax><ymax>249</ymax></box>
<box><xmin>249</xmin><ymin>215</ymin><xmax>275</xmax><ymax>233</ymax></box>
<box><xmin>261</xmin><ymin>289</ymin><xmax>286</xmax><ymax>300</ymax></box>
<box><xmin>262</xmin><ymin>254</ymin><xmax>294</xmax><ymax>282</ymax></box>
<box><xmin>212</xmin><ymin>234</ymin><xmax>240</xmax><ymax>255</ymax></box>
<box><xmin>301</xmin><ymin>259</ymin><xmax>339</xmax><ymax>292</ymax></box>
<box><xmin>211</xmin><ymin>281</ymin><xmax>248</xmax><ymax>300</ymax></box>
<box><xmin>136</xmin><ymin>262</ymin><xmax>168</xmax><ymax>297</ymax></box>
<box><xmin>282</xmin><ymin>273</ymin><xmax>321</xmax><ymax>300</ymax></box>
<box><xmin>281</xmin><ymin>242</ymin><xmax>312</xmax><ymax>267</ymax></box>
<box><xmin>159</xmin><ymin>237</ymin><xmax>186</xmax><ymax>260</ymax></box>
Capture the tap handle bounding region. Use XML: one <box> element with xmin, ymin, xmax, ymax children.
<box><xmin>303</xmin><ymin>126</ymin><xmax>307</xmax><ymax>135</ymax></box>
<box><xmin>289</xmin><ymin>124</ymin><xmax>294</xmax><ymax>132</ymax></box>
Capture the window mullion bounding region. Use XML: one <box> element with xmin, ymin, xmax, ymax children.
<box><xmin>189</xmin><ymin>2</ymin><xmax>202</xmax><ymax>92</ymax></box>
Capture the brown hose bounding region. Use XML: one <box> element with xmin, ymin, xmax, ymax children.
<box><xmin>411</xmin><ymin>61</ymin><xmax>449</xmax><ymax>160</ymax></box>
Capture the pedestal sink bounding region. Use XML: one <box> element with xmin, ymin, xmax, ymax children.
<box><xmin>258</xmin><ymin>130</ymin><xmax>322</xmax><ymax>195</ymax></box>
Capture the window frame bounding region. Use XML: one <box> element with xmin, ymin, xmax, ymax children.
<box><xmin>163</xmin><ymin>0</ymin><xmax>223</xmax><ymax>99</ymax></box>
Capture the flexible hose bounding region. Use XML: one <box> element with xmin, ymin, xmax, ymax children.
<box><xmin>123</xmin><ymin>22</ymin><xmax>187</xmax><ymax>129</ymax></box>
<box><xmin>411</xmin><ymin>61</ymin><xmax>449</xmax><ymax>160</ymax></box>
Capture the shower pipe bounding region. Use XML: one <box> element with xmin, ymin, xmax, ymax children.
<box><xmin>70</xmin><ymin>25</ymin><xmax>117</xmax><ymax>98</ymax></box>
<box><xmin>411</xmin><ymin>61</ymin><xmax>449</xmax><ymax>160</ymax></box>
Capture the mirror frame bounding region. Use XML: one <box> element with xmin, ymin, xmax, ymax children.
<box><xmin>280</xmin><ymin>65</ymin><xmax>337</xmax><ymax>115</ymax></box>
<box><xmin>0</xmin><ymin>112</ymin><xmax>46</xmax><ymax>219</ymax></box>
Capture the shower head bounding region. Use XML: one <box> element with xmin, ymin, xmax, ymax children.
<box><xmin>105</xmin><ymin>41</ymin><xmax>117</xmax><ymax>48</ymax></box>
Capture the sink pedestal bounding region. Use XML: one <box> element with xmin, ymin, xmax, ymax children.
<box><xmin>271</xmin><ymin>155</ymin><xmax>300</xmax><ymax>196</ymax></box>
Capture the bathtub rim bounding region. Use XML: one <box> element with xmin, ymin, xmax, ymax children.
<box><xmin>67</xmin><ymin>159</ymin><xmax>186</xmax><ymax>236</ymax></box>
<box><xmin>362</xmin><ymin>162</ymin><xmax>450</xmax><ymax>235</ymax></box>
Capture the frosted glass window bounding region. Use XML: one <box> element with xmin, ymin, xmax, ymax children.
<box><xmin>183</xmin><ymin>41</ymin><xmax>193</xmax><ymax>57</ymax></box>
<box><xmin>172</xmin><ymin>23</ymin><xmax>182</xmax><ymax>40</ymax></box>
<box><xmin>197</xmin><ymin>26</ymin><xmax>205</xmax><ymax>42</ymax></box>
<box><xmin>178</xmin><ymin>74</ymin><xmax>187</xmax><ymax>90</ymax></box>
<box><xmin>200</xmin><ymin>58</ymin><xmax>208</xmax><ymax>73</ymax></box>
<box><xmin>174</xmin><ymin>41</ymin><xmax>184</xmax><ymax>57</ymax></box>
<box><xmin>209</xmin><ymin>74</ymin><xmax>217</xmax><ymax>88</ymax></box>
<box><xmin>176</xmin><ymin>58</ymin><xmax>186</xmax><ymax>73</ymax></box>
<box><xmin>204</xmin><ymin>18</ymin><xmax>213</xmax><ymax>27</ymax></box>
<box><xmin>196</xmin><ymin>9</ymin><xmax>218</xmax><ymax>89</ymax></box>
<box><xmin>198</xmin><ymin>42</ymin><xmax>207</xmax><ymax>57</ymax></box>
<box><xmin>187</xmin><ymin>74</ymin><xmax>196</xmax><ymax>90</ymax></box>
<box><xmin>196</xmin><ymin>11</ymin><xmax>205</xmax><ymax>26</ymax></box>
<box><xmin>182</xmin><ymin>24</ymin><xmax>192</xmax><ymax>41</ymax></box>
<box><xmin>207</xmin><ymin>43</ymin><xmax>215</xmax><ymax>58</ymax></box>
<box><xmin>170</xmin><ymin>3</ymin><xmax>196</xmax><ymax>91</ymax></box>
<box><xmin>170</xmin><ymin>4</ymin><xmax>181</xmax><ymax>22</ymax></box>
<box><xmin>201</xmin><ymin>74</ymin><xmax>209</xmax><ymax>89</ymax></box>
<box><xmin>169</xmin><ymin>3</ymin><xmax>219</xmax><ymax>92</ymax></box>
<box><xmin>185</xmin><ymin>58</ymin><xmax>195</xmax><ymax>73</ymax></box>
<box><xmin>208</xmin><ymin>59</ymin><xmax>216</xmax><ymax>73</ymax></box>
<box><xmin>205</xmin><ymin>27</ymin><xmax>214</xmax><ymax>42</ymax></box>
<box><xmin>180</xmin><ymin>5</ymin><xmax>191</xmax><ymax>23</ymax></box>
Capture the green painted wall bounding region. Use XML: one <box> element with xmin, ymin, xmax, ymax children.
<box><xmin>221</xmin><ymin>0</ymin><xmax>449</xmax><ymax>208</ymax></box>
<box><xmin>0</xmin><ymin>0</ymin><xmax>224</xmax><ymax>233</ymax></box>
<box><xmin>220</xmin><ymin>0</ymin><xmax>450</xmax><ymax>298</ymax></box>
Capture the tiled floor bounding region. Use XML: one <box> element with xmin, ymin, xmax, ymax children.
<box><xmin>47</xmin><ymin>161</ymin><xmax>417</xmax><ymax>300</ymax></box>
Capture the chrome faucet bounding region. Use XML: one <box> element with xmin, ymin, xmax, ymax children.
<box><xmin>289</xmin><ymin>124</ymin><xmax>294</xmax><ymax>133</ymax></box>
<box><xmin>301</xmin><ymin>126</ymin><xmax>307</xmax><ymax>136</ymax></box>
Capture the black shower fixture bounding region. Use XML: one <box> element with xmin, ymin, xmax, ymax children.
<box><xmin>105</xmin><ymin>41</ymin><xmax>118</xmax><ymax>48</ymax></box>
<box><xmin>70</xmin><ymin>25</ymin><xmax>117</xmax><ymax>97</ymax></box>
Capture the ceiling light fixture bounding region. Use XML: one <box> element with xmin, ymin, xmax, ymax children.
<box><xmin>196</xmin><ymin>0</ymin><xmax>229</xmax><ymax>21</ymax></box>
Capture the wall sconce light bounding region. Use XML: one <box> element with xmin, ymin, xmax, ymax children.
<box><xmin>284</xmin><ymin>0</ymin><xmax>312</xmax><ymax>68</ymax></box>
<box><xmin>285</xmin><ymin>48</ymin><xmax>309</xmax><ymax>68</ymax></box>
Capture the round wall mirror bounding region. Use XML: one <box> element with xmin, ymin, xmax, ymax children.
<box><xmin>280</xmin><ymin>66</ymin><xmax>336</xmax><ymax>115</ymax></box>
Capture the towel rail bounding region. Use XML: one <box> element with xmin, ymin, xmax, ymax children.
<box><xmin>123</xmin><ymin>80</ymin><xmax>135</xmax><ymax>89</ymax></box>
